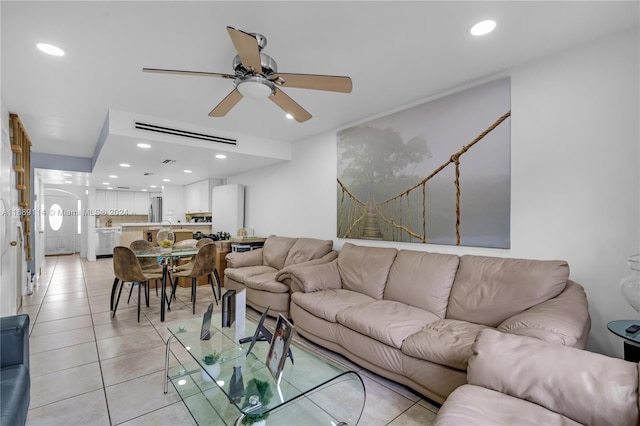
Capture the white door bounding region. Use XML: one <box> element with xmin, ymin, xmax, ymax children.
<box><xmin>0</xmin><ymin>126</ymin><xmax>19</xmax><ymax>315</ymax></box>
<box><xmin>45</xmin><ymin>194</ymin><xmax>76</xmax><ymax>255</ymax></box>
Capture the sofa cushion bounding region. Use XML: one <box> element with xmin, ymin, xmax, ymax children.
<box><xmin>263</xmin><ymin>236</ymin><xmax>297</xmax><ymax>270</ymax></box>
<box><xmin>336</xmin><ymin>300</ymin><xmax>439</xmax><ymax>348</ymax></box>
<box><xmin>244</xmin><ymin>273</ymin><xmax>289</xmax><ymax>293</ymax></box>
<box><xmin>224</xmin><ymin>265</ymin><xmax>278</xmax><ymax>283</ymax></box>
<box><xmin>435</xmin><ymin>384</ymin><xmax>582</xmax><ymax>426</ymax></box>
<box><xmin>337</xmin><ymin>243</ymin><xmax>398</xmax><ymax>300</ymax></box>
<box><xmin>283</xmin><ymin>238</ymin><xmax>333</xmax><ymax>267</ymax></box>
<box><xmin>384</xmin><ymin>250</ymin><xmax>459</xmax><ymax>318</ymax></box>
<box><xmin>401</xmin><ymin>319</ymin><xmax>491</xmax><ymax>370</ymax></box>
<box><xmin>292</xmin><ymin>289</ymin><xmax>375</xmax><ymax>323</ymax></box>
<box><xmin>446</xmin><ymin>255</ymin><xmax>569</xmax><ymax>327</ymax></box>
<box><xmin>468</xmin><ymin>329</ymin><xmax>639</xmax><ymax>426</ymax></box>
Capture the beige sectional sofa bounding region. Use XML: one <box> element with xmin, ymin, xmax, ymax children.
<box><xmin>285</xmin><ymin>242</ymin><xmax>591</xmax><ymax>403</ymax></box>
<box><xmin>224</xmin><ymin>236</ymin><xmax>337</xmax><ymax>318</ymax></box>
<box><xmin>435</xmin><ymin>329</ymin><xmax>638</xmax><ymax>426</ymax></box>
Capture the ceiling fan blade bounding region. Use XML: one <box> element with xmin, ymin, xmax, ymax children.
<box><xmin>143</xmin><ymin>68</ymin><xmax>235</xmax><ymax>79</ymax></box>
<box><xmin>209</xmin><ymin>89</ymin><xmax>244</xmax><ymax>117</ymax></box>
<box><xmin>271</xmin><ymin>73</ymin><xmax>352</xmax><ymax>93</ymax></box>
<box><xmin>270</xmin><ymin>88</ymin><xmax>312</xmax><ymax>123</ymax></box>
<box><xmin>227</xmin><ymin>26</ymin><xmax>262</xmax><ymax>73</ymax></box>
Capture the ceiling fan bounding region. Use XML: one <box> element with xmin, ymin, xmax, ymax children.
<box><xmin>143</xmin><ymin>26</ymin><xmax>353</xmax><ymax>123</ymax></box>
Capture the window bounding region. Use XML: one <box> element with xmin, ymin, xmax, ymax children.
<box><xmin>48</xmin><ymin>203</ymin><xmax>63</xmax><ymax>231</ymax></box>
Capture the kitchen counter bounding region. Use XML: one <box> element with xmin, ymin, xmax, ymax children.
<box><xmin>119</xmin><ymin>223</ymin><xmax>212</xmax><ymax>228</ymax></box>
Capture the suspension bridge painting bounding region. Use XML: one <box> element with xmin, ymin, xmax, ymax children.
<box><xmin>337</xmin><ymin>77</ymin><xmax>511</xmax><ymax>248</ymax></box>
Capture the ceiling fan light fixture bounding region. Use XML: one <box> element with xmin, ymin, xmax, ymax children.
<box><xmin>237</xmin><ymin>76</ymin><xmax>275</xmax><ymax>99</ymax></box>
<box><xmin>285</xmin><ymin>113</ymin><xmax>294</xmax><ymax>120</ymax></box>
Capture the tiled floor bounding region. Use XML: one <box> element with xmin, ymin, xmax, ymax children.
<box><xmin>19</xmin><ymin>255</ymin><xmax>440</xmax><ymax>425</ymax></box>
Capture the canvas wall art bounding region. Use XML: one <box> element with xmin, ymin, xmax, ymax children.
<box><xmin>337</xmin><ymin>77</ymin><xmax>511</xmax><ymax>248</ymax></box>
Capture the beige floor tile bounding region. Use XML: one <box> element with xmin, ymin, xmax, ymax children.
<box><xmin>35</xmin><ymin>304</ymin><xmax>92</xmax><ymax>322</ymax></box>
<box><xmin>30</xmin><ymin>326</ymin><xmax>95</xmax><ymax>354</ymax></box>
<box><xmin>30</xmin><ymin>341</ymin><xmax>98</xmax><ymax>377</ymax></box>
<box><xmin>105</xmin><ymin>370</ymin><xmax>181</xmax><ymax>425</ymax></box>
<box><xmin>96</xmin><ymin>327</ymin><xmax>165</xmax><ymax>360</ymax></box>
<box><xmin>26</xmin><ymin>389</ymin><xmax>110</xmax><ymax>426</ymax></box>
<box><xmin>42</xmin><ymin>291</ymin><xmax>88</xmax><ymax>303</ymax></box>
<box><xmin>359</xmin><ymin>369</ymin><xmax>422</xmax><ymax>403</ymax></box>
<box><xmin>94</xmin><ymin>319</ymin><xmax>154</xmax><ymax>341</ymax></box>
<box><xmin>118</xmin><ymin>401</ymin><xmax>197</xmax><ymax>426</ymax></box>
<box><xmin>88</xmin><ymin>294</ymin><xmax>114</xmax><ymax>313</ymax></box>
<box><xmin>417</xmin><ymin>398</ymin><xmax>441</xmax><ymax>413</ymax></box>
<box><xmin>387</xmin><ymin>403</ymin><xmax>438</xmax><ymax>426</ymax></box>
<box><xmin>87</xmin><ymin>287</ymin><xmax>115</xmax><ymax>297</ymax></box>
<box><xmin>93</xmin><ymin>306</ymin><xmax>140</xmax><ymax>325</ymax></box>
<box><xmin>45</xmin><ymin>284</ymin><xmax>87</xmax><ymax>296</ymax></box>
<box><xmin>101</xmin><ymin>345</ymin><xmax>178</xmax><ymax>387</ymax></box>
<box><xmin>357</xmin><ymin>375</ymin><xmax>415</xmax><ymax>426</ymax></box>
<box><xmin>39</xmin><ymin>298</ymin><xmax>89</xmax><ymax>312</ymax></box>
<box><xmin>30</xmin><ymin>362</ymin><xmax>103</xmax><ymax>408</ymax></box>
<box><xmin>30</xmin><ymin>315</ymin><xmax>93</xmax><ymax>336</ymax></box>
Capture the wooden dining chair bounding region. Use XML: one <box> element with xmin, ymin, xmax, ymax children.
<box><xmin>169</xmin><ymin>243</ymin><xmax>219</xmax><ymax>314</ymax></box>
<box><xmin>112</xmin><ymin>246</ymin><xmax>163</xmax><ymax>322</ymax></box>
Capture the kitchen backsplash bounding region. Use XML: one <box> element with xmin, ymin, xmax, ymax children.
<box><xmin>96</xmin><ymin>215</ymin><xmax>148</xmax><ymax>228</ymax></box>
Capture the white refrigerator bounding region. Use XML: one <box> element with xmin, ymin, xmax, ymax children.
<box><xmin>211</xmin><ymin>184</ymin><xmax>244</xmax><ymax>234</ymax></box>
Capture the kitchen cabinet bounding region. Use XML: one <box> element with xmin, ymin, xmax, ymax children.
<box><xmin>134</xmin><ymin>192</ymin><xmax>149</xmax><ymax>214</ymax></box>
<box><xmin>117</xmin><ymin>191</ymin><xmax>135</xmax><ymax>213</ymax></box>
<box><xmin>105</xmin><ymin>191</ymin><xmax>118</xmax><ymax>211</ymax></box>
<box><xmin>95</xmin><ymin>189</ymin><xmax>150</xmax><ymax>215</ymax></box>
<box><xmin>95</xmin><ymin>190</ymin><xmax>106</xmax><ymax>212</ymax></box>
<box><xmin>184</xmin><ymin>179</ymin><xmax>212</xmax><ymax>214</ymax></box>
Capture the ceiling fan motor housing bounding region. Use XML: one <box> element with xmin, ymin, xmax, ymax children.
<box><xmin>232</xmin><ymin>53</ymin><xmax>277</xmax><ymax>77</ymax></box>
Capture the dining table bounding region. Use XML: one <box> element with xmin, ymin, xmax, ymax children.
<box><xmin>133</xmin><ymin>246</ymin><xmax>199</xmax><ymax>322</ymax></box>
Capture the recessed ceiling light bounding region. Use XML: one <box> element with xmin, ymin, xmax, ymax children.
<box><xmin>64</xmin><ymin>181</ymin><xmax>72</xmax><ymax>184</ymax></box>
<box><xmin>162</xmin><ymin>178</ymin><xmax>170</xmax><ymax>182</ymax></box>
<box><xmin>216</xmin><ymin>154</ymin><xmax>227</xmax><ymax>159</ymax></box>
<box><xmin>109</xmin><ymin>175</ymin><xmax>118</xmax><ymax>178</ymax></box>
<box><xmin>107</xmin><ymin>187</ymin><xmax>113</xmax><ymax>190</ymax></box>
<box><xmin>120</xmin><ymin>163</ymin><xmax>130</xmax><ymax>167</ymax></box>
<box><xmin>63</xmin><ymin>173</ymin><xmax>72</xmax><ymax>177</ymax></box>
<box><xmin>470</xmin><ymin>20</ymin><xmax>496</xmax><ymax>36</ymax></box>
<box><xmin>150</xmin><ymin>185</ymin><xmax>157</xmax><ymax>188</ymax></box>
<box><xmin>36</xmin><ymin>43</ymin><xmax>65</xmax><ymax>56</ymax></box>
<box><xmin>285</xmin><ymin>113</ymin><xmax>294</xmax><ymax>120</ymax></box>
<box><xmin>184</xmin><ymin>170</ymin><xmax>192</xmax><ymax>173</ymax></box>
<box><xmin>102</xmin><ymin>182</ymin><xmax>110</xmax><ymax>185</ymax></box>
<box><xmin>137</xmin><ymin>143</ymin><xmax>151</xmax><ymax>149</ymax></box>
<box><xmin>141</xmin><ymin>189</ymin><xmax>148</xmax><ymax>192</ymax></box>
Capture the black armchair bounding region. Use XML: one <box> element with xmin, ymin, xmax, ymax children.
<box><xmin>1</xmin><ymin>314</ymin><xmax>30</xmax><ymax>426</ymax></box>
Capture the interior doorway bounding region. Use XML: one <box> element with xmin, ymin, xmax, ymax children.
<box><xmin>45</xmin><ymin>193</ymin><xmax>77</xmax><ymax>255</ymax></box>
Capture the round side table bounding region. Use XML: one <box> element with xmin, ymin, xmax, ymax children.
<box><xmin>607</xmin><ymin>320</ymin><xmax>640</xmax><ymax>362</ymax></box>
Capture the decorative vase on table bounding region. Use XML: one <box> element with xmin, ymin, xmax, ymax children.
<box><xmin>620</xmin><ymin>253</ymin><xmax>640</xmax><ymax>313</ymax></box>
<box><xmin>157</xmin><ymin>221</ymin><xmax>175</xmax><ymax>252</ymax></box>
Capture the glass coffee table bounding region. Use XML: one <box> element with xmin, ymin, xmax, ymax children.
<box><xmin>164</xmin><ymin>313</ymin><xmax>366</xmax><ymax>425</ymax></box>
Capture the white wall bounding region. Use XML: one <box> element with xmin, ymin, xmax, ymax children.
<box><xmin>229</xmin><ymin>28</ymin><xmax>640</xmax><ymax>357</ymax></box>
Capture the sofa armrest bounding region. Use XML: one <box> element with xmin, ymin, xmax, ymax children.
<box><xmin>225</xmin><ymin>248</ymin><xmax>264</xmax><ymax>268</ymax></box>
<box><xmin>1</xmin><ymin>314</ymin><xmax>30</xmax><ymax>369</ymax></box>
<box><xmin>468</xmin><ymin>329</ymin><xmax>639</xmax><ymax>426</ymax></box>
<box><xmin>497</xmin><ymin>280</ymin><xmax>590</xmax><ymax>348</ymax></box>
<box><xmin>277</xmin><ymin>259</ymin><xmax>342</xmax><ymax>293</ymax></box>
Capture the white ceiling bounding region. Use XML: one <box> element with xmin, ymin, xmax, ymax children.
<box><xmin>2</xmin><ymin>1</ymin><xmax>638</xmax><ymax>190</ymax></box>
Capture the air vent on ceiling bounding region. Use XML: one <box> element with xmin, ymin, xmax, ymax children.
<box><xmin>162</xmin><ymin>159</ymin><xmax>176</xmax><ymax>164</ymax></box>
<box><xmin>134</xmin><ymin>121</ymin><xmax>237</xmax><ymax>146</ymax></box>
<box><xmin>117</xmin><ymin>186</ymin><xmax>130</xmax><ymax>190</ymax></box>
<box><xmin>144</xmin><ymin>172</ymin><xmax>154</xmax><ymax>176</ymax></box>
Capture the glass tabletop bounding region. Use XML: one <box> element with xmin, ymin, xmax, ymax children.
<box><xmin>133</xmin><ymin>246</ymin><xmax>199</xmax><ymax>258</ymax></box>
<box><xmin>608</xmin><ymin>320</ymin><xmax>640</xmax><ymax>343</ymax></box>
<box><xmin>166</xmin><ymin>313</ymin><xmax>365</xmax><ymax>425</ymax></box>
